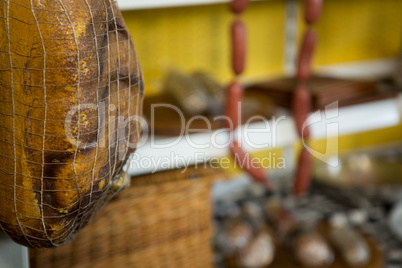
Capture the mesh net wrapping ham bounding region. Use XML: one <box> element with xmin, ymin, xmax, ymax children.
<box><xmin>0</xmin><ymin>0</ymin><xmax>143</xmax><ymax>248</ymax></box>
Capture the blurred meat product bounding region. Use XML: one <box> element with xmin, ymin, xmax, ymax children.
<box><xmin>240</xmin><ymin>201</ymin><xmax>266</xmax><ymax>227</ymax></box>
<box><xmin>241</xmin><ymin>92</ymin><xmax>275</xmax><ymax>122</ymax></box>
<box><xmin>216</xmin><ymin>218</ymin><xmax>255</xmax><ymax>256</ymax></box>
<box><xmin>217</xmin><ymin>201</ymin><xmax>268</xmax><ymax>256</ymax></box>
<box><xmin>304</xmin><ymin>0</ymin><xmax>323</xmax><ymax>24</ymax></box>
<box><xmin>264</xmin><ymin>199</ymin><xmax>295</xmax><ymax>241</ymax></box>
<box><xmin>230</xmin><ymin>0</ymin><xmax>250</xmax><ymax>14</ymax></box>
<box><xmin>0</xmin><ymin>0</ymin><xmax>144</xmax><ymax>248</ymax></box>
<box><xmin>231</xmin><ymin>19</ymin><xmax>247</xmax><ymax>75</ymax></box>
<box><xmin>230</xmin><ymin>141</ymin><xmax>272</xmax><ymax>189</ymax></box>
<box><xmin>225</xmin><ymin>82</ymin><xmax>244</xmax><ymax>130</ymax></box>
<box><xmin>293</xmin><ymin>149</ymin><xmax>313</xmax><ymax>196</ymax></box>
<box><xmin>237</xmin><ymin>231</ymin><xmax>275</xmax><ymax>268</ymax></box>
<box><xmin>289</xmin><ymin>226</ymin><xmax>334</xmax><ymax>267</ymax></box>
<box><xmin>292</xmin><ymin>84</ymin><xmax>312</xmax><ymax>139</ymax></box>
<box><xmin>389</xmin><ymin>201</ymin><xmax>402</xmax><ymax>242</ymax></box>
<box><xmin>296</xmin><ymin>29</ymin><xmax>317</xmax><ymax>81</ymax></box>
<box><xmin>329</xmin><ymin>224</ymin><xmax>370</xmax><ymax>266</ymax></box>
<box><xmin>265</xmin><ymin>199</ymin><xmax>334</xmax><ymax>267</ymax></box>
<box><xmin>215</xmin><ymin>200</ymin><xmax>276</xmax><ymax>267</ymax></box>
<box><xmin>226</xmin><ymin>0</ymin><xmax>271</xmax><ymax>189</ymax></box>
<box><xmin>192</xmin><ymin>72</ymin><xmax>225</xmax><ymax>115</ymax></box>
<box><xmin>164</xmin><ymin>70</ymin><xmax>209</xmax><ymax>115</ymax></box>
<box><xmin>246</xmin><ymin>76</ymin><xmax>393</xmax><ymax>111</ymax></box>
<box><xmin>395</xmin><ymin>49</ymin><xmax>402</xmax><ymax>89</ymax></box>
<box><xmin>291</xmin><ymin>0</ymin><xmax>322</xmax><ymax>196</ymax></box>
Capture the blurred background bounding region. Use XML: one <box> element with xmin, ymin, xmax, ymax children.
<box><xmin>3</xmin><ymin>0</ymin><xmax>402</xmax><ymax>267</ymax></box>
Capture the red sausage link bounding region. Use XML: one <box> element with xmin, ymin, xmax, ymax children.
<box><xmin>304</xmin><ymin>0</ymin><xmax>323</xmax><ymax>24</ymax></box>
<box><xmin>297</xmin><ymin>29</ymin><xmax>317</xmax><ymax>81</ymax></box>
<box><xmin>292</xmin><ymin>83</ymin><xmax>311</xmax><ymax>139</ymax></box>
<box><xmin>225</xmin><ymin>81</ymin><xmax>243</xmax><ymax>130</ymax></box>
<box><xmin>231</xmin><ymin>19</ymin><xmax>246</xmax><ymax>75</ymax></box>
<box><xmin>231</xmin><ymin>0</ymin><xmax>250</xmax><ymax>14</ymax></box>
<box><xmin>293</xmin><ymin>148</ymin><xmax>312</xmax><ymax>196</ymax></box>
<box><xmin>231</xmin><ymin>140</ymin><xmax>272</xmax><ymax>189</ymax></box>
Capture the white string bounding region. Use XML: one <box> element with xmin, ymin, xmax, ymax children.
<box><xmin>0</xmin><ymin>0</ymin><xmax>142</xmax><ymax>248</ymax></box>
<box><xmin>7</xmin><ymin>0</ymin><xmax>36</xmax><ymax>248</ymax></box>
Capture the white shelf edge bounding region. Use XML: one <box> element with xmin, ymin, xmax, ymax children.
<box><xmin>117</xmin><ymin>0</ymin><xmax>264</xmax><ymax>10</ymax></box>
<box><xmin>128</xmin><ymin>97</ymin><xmax>401</xmax><ymax>176</ymax></box>
<box><xmin>128</xmin><ymin>58</ymin><xmax>400</xmax><ymax>176</ymax></box>
<box><xmin>316</xmin><ymin>58</ymin><xmax>398</xmax><ymax>80</ymax></box>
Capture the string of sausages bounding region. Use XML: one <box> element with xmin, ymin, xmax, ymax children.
<box><xmin>293</xmin><ymin>0</ymin><xmax>323</xmax><ymax>196</ymax></box>
<box><xmin>226</xmin><ymin>0</ymin><xmax>272</xmax><ymax>190</ymax></box>
<box><xmin>226</xmin><ymin>0</ymin><xmax>323</xmax><ymax>194</ymax></box>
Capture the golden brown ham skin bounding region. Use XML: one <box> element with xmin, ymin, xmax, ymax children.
<box><xmin>0</xmin><ymin>0</ymin><xmax>143</xmax><ymax>248</ymax></box>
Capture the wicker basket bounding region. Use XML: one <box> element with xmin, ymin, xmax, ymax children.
<box><xmin>30</xmin><ymin>166</ymin><xmax>226</xmax><ymax>268</ymax></box>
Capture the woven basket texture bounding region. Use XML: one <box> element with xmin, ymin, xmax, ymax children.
<box><xmin>30</xmin><ymin>166</ymin><xmax>226</xmax><ymax>268</ymax></box>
